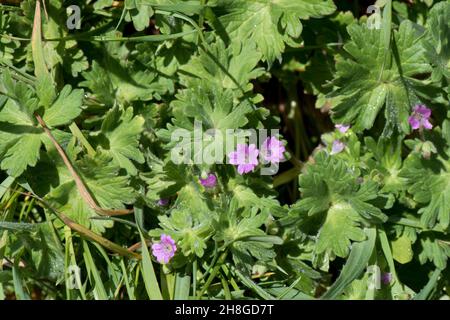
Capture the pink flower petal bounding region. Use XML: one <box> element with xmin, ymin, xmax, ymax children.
<box><xmin>157</xmin><ymin>199</ymin><xmax>169</xmax><ymax>206</ymax></box>
<box><xmin>200</xmin><ymin>174</ymin><xmax>217</xmax><ymax>188</ymax></box>
<box><xmin>416</xmin><ymin>105</ymin><xmax>431</xmax><ymax>118</ymax></box>
<box><xmin>422</xmin><ymin>119</ymin><xmax>433</xmax><ymax>130</ymax></box>
<box><xmin>408</xmin><ymin>116</ymin><xmax>420</xmax><ymax>130</ymax></box>
<box><xmin>260</xmin><ymin>137</ymin><xmax>285</xmax><ymax>164</ymax></box>
<box><xmin>229</xmin><ymin>143</ymin><xmax>260</xmax><ymax>174</ymax></box>
<box><xmin>228</xmin><ymin>151</ymin><xmax>239</xmax><ymax>165</ymax></box>
<box><xmin>335</xmin><ymin>124</ymin><xmax>350</xmax><ymax>133</ymax></box>
<box><xmin>152</xmin><ymin>234</ymin><xmax>177</xmax><ymax>264</ymax></box>
<box><xmin>331</xmin><ymin>140</ymin><xmax>345</xmax><ymax>155</ymax></box>
<box><xmin>409</xmin><ymin>104</ymin><xmax>432</xmax><ymax>131</ymax></box>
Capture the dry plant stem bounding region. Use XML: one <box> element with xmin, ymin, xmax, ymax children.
<box><xmin>57</xmin><ymin>210</ymin><xmax>141</xmax><ymax>260</ymax></box>
<box><xmin>34</xmin><ymin>114</ymin><xmax>134</xmax><ymax>217</ymax></box>
<box><xmin>0</xmin><ymin>187</ymin><xmax>141</xmax><ymax>260</ymax></box>
<box><xmin>127</xmin><ymin>240</ymin><xmax>153</xmax><ymax>252</ymax></box>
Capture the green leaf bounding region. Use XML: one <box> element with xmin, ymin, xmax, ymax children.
<box><xmin>31</xmin><ymin>222</ymin><xmax>65</xmax><ymax>281</ymax></box>
<box><xmin>417</xmin><ymin>232</ymin><xmax>450</xmax><ymax>270</ymax></box>
<box><xmin>401</xmin><ymin>127</ymin><xmax>450</xmax><ymax>229</ymax></box>
<box><xmin>12</xmin><ymin>265</ymin><xmax>30</xmax><ymax>300</ymax></box>
<box><xmin>213</xmin><ymin>199</ymin><xmax>278</xmax><ymax>273</ymax></box>
<box><xmin>94</xmin><ymin>0</ymin><xmax>114</xmax><ymax>10</ymax></box>
<box><xmin>174</xmin><ymin>270</ymin><xmax>191</xmax><ymax>300</ymax></box>
<box><xmin>81</xmin><ymin>43</ymin><xmax>166</xmax><ymax>104</ymax></box>
<box><xmin>231</xmin><ymin>183</ymin><xmax>287</xmax><ymax>217</ymax></box>
<box><xmin>364</xmin><ymin>136</ymin><xmax>406</xmax><ymax>194</ymax></box>
<box><xmin>158</xmin><ymin>83</ymin><xmax>259</xmax><ymax>163</ymax></box>
<box><xmin>179</xmin><ymin>37</ymin><xmax>265</xmax><ymax>94</ymax></box>
<box><xmin>141</xmin><ymin>158</ymin><xmax>188</xmax><ymax>202</ymax></box>
<box><xmin>124</xmin><ymin>0</ymin><xmax>154</xmax><ymax>32</ymax></box>
<box><xmin>321</xmin><ymin>228</ymin><xmax>376</xmax><ymax>299</ymax></box>
<box><xmin>216</xmin><ymin>0</ymin><xmax>336</xmax><ymax>64</ymax></box>
<box><xmin>0</xmin><ymin>12</ymin><xmax>21</xmax><ymax>64</ymax></box>
<box><xmin>172</xmin><ymin>84</ymin><xmax>253</xmax><ymax>131</ymax></box>
<box><xmin>31</xmin><ymin>0</ymin><xmax>56</xmax><ymax>106</ymax></box>
<box><xmin>330</xmin><ymin>21</ymin><xmax>431</xmax><ymax>134</ymax></box>
<box><xmin>0</xmin><ymin>176</ymin><xmax>15</xmax><ymax>198</ymax></box>
<box><xmin>1</xmin><ymin>222</ymin><xmax>64</xmax><ymax>282</ymax></box>
<box><xmin>0</xmin><ymin>131</ymin><xmax>42</xmax><ymax>177</ymax></box>
<box><xmin>135</xmin><ymin>205</ymin><xmax>163</xmax><ymax>300</ymax></box>
<box><xmin>423</xmin><ymin>2</ymin><xmax>450</xmax><ymax>83</ymax></box>
<box><xmin>80</xmin><ymin>61</ymin><xmax>115</xmax><ymax>105</ymax></box>
<box><xmin>0</xmin><ymin>221</ymin><xmax>38</xmax><ymax>232</ymax></box>
<box><xmin>413</xmin><ymin>268</ymin><xmax>442</xmax><ymax>300</ymax></box>
<box><xmin>46</xmin><ymin>152</ymin><xmax>136</xmax><ymax>233</ymax></box>
<box><xmin>82</xmin><ymin>241</ymin><xmax>108</xmax><ymax>300</ymax></box>
<box><xmin>316</xmin><ymin>202</ymin><xmax>366</xmax><ymax>258</ymax></box>
<box><xmin>100</xmin><ymin>107</ymin><xmax>145</xmax><ymax>175</ymax></box>
<box><xmin>0</xmin><ymin>72</ymin><xmax>43</xmax><ymax>177</ymax></box>
<box><xmin>152</xmin><ymin>201</ymin><xmax>211</xmax><ymax>258</ymax></box>
<box><xmin>292</xmin><ymin>151</ymin><xmax>385</xmax><ymax>258</ymax></box>
<box><xmin>43</xmin><ymin>85</ymin><xmax>84</xmax><ymax>127</ymax></box>
<box><xmin>0</xmin><ymin>70</ymin><xmax>39</xmax><ymax>117</ymax></box>
<box><xmin>391</xmin><ymin>235</ymin><xmax>413</xmax><ymax>264</ymax></box>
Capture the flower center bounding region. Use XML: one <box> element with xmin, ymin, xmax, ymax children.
<box><xmin>244</xmin><ymin>150</ymin><xmax>250</xmax><ymax>163</ymax></box>
<box><xmin>163</xmin><ymin>243</ymin><xmax>172</xmax><ymax>253</ymax></box>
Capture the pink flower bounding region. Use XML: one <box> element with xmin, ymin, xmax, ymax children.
<box><xmin>200</xmin><ymin>173</ymin><xmax>217</xmax><ymax>188</ymax></box>
<box><xmin>157</xmin><ymin>199</ymin><xmax>169</xmax><ymax>206</ymax></box>
<box><xmin>151</xmin><ymin>234</ymin><xmax>177</xmax><ymax>264</ymax></box>
<box><xmin>381</xmin><ymin>272</ymin><xmax>392</xmax><ymax>285</ymax></box>
<box><xmin>408</xmin><ymin>104</ymin><xmax>432</xmax><ymax>130</ymax></box>
<box><xmin>260</xmin><ymin>136</ymin><xmax>285</xmax><ymax>164</ymax></box>
<box><xmin>335</xmin><ymin>124</ymin><xmax>350</xmax><ymax>133</ymax></box>
<box><xmin>228</xmin><ymin>144</ymin><xmax>259</xmax><ymax>175</ymax></box>
<box><xmin>331</xmin><ymin>140</ymin><xmax>345</xmax><ymax>155</ymax></box>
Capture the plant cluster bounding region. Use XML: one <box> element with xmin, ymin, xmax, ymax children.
<box><xmin>0</xmin><ymin>0</ymin><xmax>449</xmax><ymax>300</ymax></box>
